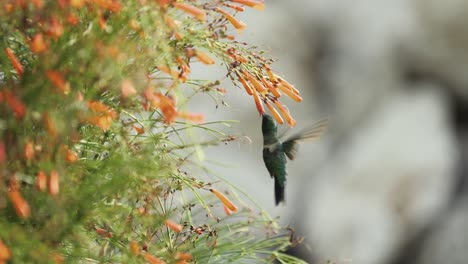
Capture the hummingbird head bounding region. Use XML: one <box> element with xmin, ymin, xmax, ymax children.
<box><xmin>262</xmin><ymin>114</ymin><xmax>278</xmax><ymax>140</ymax></box>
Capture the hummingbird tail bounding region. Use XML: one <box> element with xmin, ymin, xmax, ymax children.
<box><xmin>275</xmin><ymin>178</ymin><xmax>285</xmax><ymax>205</ymax></box>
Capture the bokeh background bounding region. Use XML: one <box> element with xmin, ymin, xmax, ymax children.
<box><xmin>196</xmin><ymin>1</ymin><xmax>468</xmax><ymax>263</ymax></box>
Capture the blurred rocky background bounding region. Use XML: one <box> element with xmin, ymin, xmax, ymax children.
<box><xmin>199</xmin><ymin>0</ymin><xmax>468</xmax><ymax>263</ymax></box>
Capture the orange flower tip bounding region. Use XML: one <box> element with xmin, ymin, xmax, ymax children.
<box><xmin>209</xmin><ymin>189</ymin><xmax>238</xmax><ymax>212</ymax></box>
<box><xmin>30</xmin><ymin>33</ymin><xmax>47</xmax><ymax>53</ymax></box>
<box><xmin>121</xmin><ymin>79</ymin><xmax>137</xmax><ymax>98</ymax></box>
<box><xmin>195</xmin><ymin>51</ymin><xmax>215</xmax><ymax>65</ymax></box>
<box><xmin>143</xmin><ymin>253</ymin><xmax>166</xmax><ymax>264</ymax></box>
<box><xmin>173</xmin><ymin>2</ymin><xmax>206</xmax><ymax>22</ymax></box>
<box><xmin>226</xmin><ymin>35</ymin><xmax>235</xmax><ymax>40</ymax></box>
<box><xmin>0</xmin><ymin>240</ymin><xmax>11</xmax><ymax>261</ymax></box>
<box><xmin>8</xmin><ymin>191</ymin><xmax>31</xmax><ymax>218</ymax></box>
<box><xmin>36</xmin><ymin>171</ymin><xmax>47</xmax><ymax>192</ymax></box>
<box><xmin>5</xmin><ymin>47</ymin><xmax>24</xmax><ymax>77</ymax></box>
<box><xmin>231</xmin><ymin>0</ymin><xmax>265</xmax><ymax>10</ymax></box>
<box><xmin>48</xmin><ymin>170</ymin><xmax>59</xmax><ymax>196</ymax></box>
<box><xmin>164</xmin><ymin>219</ymin><xmax>183</xmax><ymax>233</ymax></box>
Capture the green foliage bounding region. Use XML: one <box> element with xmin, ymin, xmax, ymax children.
<box><xmin>0</xmin><ymin>1</ymin><xmax>305</xmax><ymax>263</ymax></box>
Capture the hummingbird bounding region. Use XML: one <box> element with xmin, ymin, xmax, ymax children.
<box><xmin>262</xmin><ymin>114</ymin><xmax>328</xmax><ymax>205</ymax></box>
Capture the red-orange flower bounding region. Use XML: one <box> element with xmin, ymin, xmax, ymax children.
<box><xmin>0</xmin><ymin>141</ymin><xmax>5</xmax><ymax>164</ymax></box>
<box><xmin>265</xmin><ymin>100</ymin><xmax>284</xmax><ymax>124</ymax></box>
<box><xmin>65</xmin><ymin>149</ymin><xmax>78</xmax><ymax>163</ymax></box>
<box><xmin>46</xmin><ymin>16</ymin><xmax>64</xmax><ymax>38</ymax></box>
<box><xmin>87</xmin><ymin>101</ymin><xmax>118</xmax><ymax>131</ymax></box>
<box><xmin>9</xmin><ymin>191</ymin><xmax>30</xmax><ymax>218</ymax></box>
<box><xmin>5</xmin><ymin>48</ymin><xmax>24</xmax><ymax>77</ymax></box>
<box><xmin>215</xmin><ymin>7</ymin><xmax>247</xmax><ymax>33</ymax></box>
<box><xmin>175</xmin><ymin>252</ymin><xmax>192</xmax><ymax>261</ymax></box>
<box><xmin>24</xmin><ymin>139</ymin><xmax>34</xmax><ymax>161</ymax></box>
<box><xmin>0</xmin><ymin>240</ymin><xmax>11</xmax><ymax>262</ymax></box>
<box><xmin>4</xmin><ymin>90</ymin><xmax>26</xmax><ymax>119</ymax></box>
<box><xmin>121</xmin><ymin>79</ymin><xmax>137</xmax><ymax>98</ymax></box>
<box><xmin>36</xmin><ymin>171</ymin><xmax>47</xmax><ymax>192</ymax></box>
<box><xmin>237</xmin><ymin>73</ymin><xmax>253</xmax><ymax>95</ymax></box>
<box><xmin>164</xmin><ymin>219</ymin><xmax>182</xmax><ymax>233</ymax></box>
<box><xmin>48</xmin><ymin>170</ymin><xmax>59</xmax><ymax>196</ymax></box>
<box><xmin>209</xmin><ymin>189</ymin><xmax>238</xmax><ymax>212</ymax></box>
<box><xmin>46</xmin><ymin>71</ymin><xmax>70</xmax><ymax>95</ymax></box>
<box><xmin>30</xmin><ymin>33</ymin><xmax>47</xmax><ymax>53</ymax></box>
<box><xmin>173</xmin><ymin>2</ymin><xmax>206</xmax><ymax>21</ymax></box>
<box><xmin>242</xmin><ymin>70</ymin><xmax>267</xmax><ymax>95</ymax></box>
<box><xmin>224</xmin><ymin>3</ymin><xmax>245</xmax><ymax>12</ymax></box>
<box><xmin>143</xmin><ymin>253</ymin><xmax>166</xmax><ymax>264</ymax></box>
<box><xmin>251</xmin><ymin>89</ymin><xmax>265</xmax><ymax>115</ymax></box>
<box><xmin>273</xmin><ymin>100</ymin><xmax>296</xmax><ymax>127</ymax></box>
<box><xmin>95</xmin><ymin>227</ymin><xmax>113</xmax><ymax>237</ymax></box>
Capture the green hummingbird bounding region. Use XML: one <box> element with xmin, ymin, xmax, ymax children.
<box><xmin>262</xmin><ymin>114</ymin><xmax>328</xmax><ymax>205</ymax></box>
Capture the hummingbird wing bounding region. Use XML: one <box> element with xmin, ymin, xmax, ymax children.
<box><xmin>282</xmin><ymin>118</ymin><xmax>328</xmax><ymax>160</ymax></box>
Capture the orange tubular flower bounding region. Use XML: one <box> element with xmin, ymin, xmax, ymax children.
<box><xmin>224</xmin><ymin>3</ymin><xmax>245</xmax><ymax>12</ymax></box>
<box><xmin>276</xmin><ymin>83</ymin><xmax>303</xmax><ymax>102</ymax></box>
<box><xmin>164</xmin><ymin>219</ymin><xmax>183</xmax><ymax>233</ymax></box>
<box><xmin>5</xmin><ymin>48</ymin><xmax>24</xmax><ymax>77</ymax></box>
<box><xmin>173</xmin><ymin>2</ymin><xmax>206</xmax><ymax>21</ymax></box>
<box><xmin>121</xmin><ymin>79</ymin><xmax>137</xmax><ymax>98</ymax></box>
<box><xmin>209</xmin><ymin>189</ymin><xmax>238</xmax><ymax>212</ymax></box>
<box><xmin>30</xmin><ymin>33</ymin><xmax>47</xmax><ymax>53</ymax></box>
<box><xmin>66</xmin><ymin>149</ymin><xmax>78</xmax><ymax>163</ymax></box>
<box><xmin>251</xmin><ymin>89</ymin><xmax>265</xmax><ymax>115</ymax></box>
<box><xmin>215</xmin><ymin>8</ymin><xmax>247</xmax><ymax>33</ymax></box>
<box><xmin>0</xmin><ymin>239</ymin><xmax>11</xmax><ymax>262</ymax></box>
<box><xmin>48</xmin><ymin>170</ymin><xmax>59</xmax><ymax>196</ymax></box>
<box><xmin>4</xmin><ymin>91</ymin><xmax>26</xmax><ymax>119</ymax></box>
<box><xmin>237</xmin><ymin>73</ymin><xmax>253</xmax><ymax>95</ymax></box>
<box><xmin>261</xmin><ymin>78</ymin><xmax>281</xmax><ymax>98</ymax></box>
<box><xmin>265</xmin><ymin>100</ymin><xmax>284</xmax><ymax>124</ymax></box>
<box><xmin>36</xmin><ymin>171</ymin><xmax>47</xmax><ymax>192</ymax></box>
<box><xmin>276</xmin><ymin>76</ymin><xmax>300</xmax><ymax>94</ymax></box>
<box><xmin>46</xmin><ymin>71</ymin><xmax>70</xmax><ymax>95</ymax></box>
<box><xmin>195</xmin><ymin>50</ymin><xmax>215</xmax><ymax>65</ymax></box>
<box><xmin>242</xmin><ymin>70</ymin><xmax>267</xmax><ymax>95</ymax></box>
<box><xmin>273</xmin><ymin>100</ymin><xmax>296</xmax><ymax>127</ymax></box>
<box><xmin>143</xmin><ymin>253</ymin><xmax>166</xmax><ymax>264</ymax></box>
<box><xmin>24</xmin><ymin>139</ymin><xmax>34</xmax><ymax>161</ymax></box>
<box><xmin>231</xmin><ymin>0</ymin><xmax>265</xmax><ymax>10</ymax></box>
<box><xmin>0</xmin><ymin>141</ymin><xmax>5</xmax><ymax>164</ymax></box>
<box><xmin>8</xmin><ymin>189</ymin><xmax>31</xmax><ymax>219</ymax></box>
